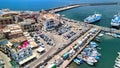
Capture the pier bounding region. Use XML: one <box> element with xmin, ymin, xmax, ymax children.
<box><xmin>47</xmin><ymin>2</ymin><xmax>118</xmax><ymax>13</ymax></box>
<box><xmin>93</xmin><ymin>25</ymin><xmax>120</xmax><ymax>34</ymax></box>
<box><xmin>48</xmin><ymin>4</ymin><xmax>80</xmax><ymax>13</ymax></box>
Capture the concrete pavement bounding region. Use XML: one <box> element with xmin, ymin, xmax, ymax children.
<box><xmin>0</xmin><ymin>51</ymin><xmax>12</xmax><ymax>68</ymax></box>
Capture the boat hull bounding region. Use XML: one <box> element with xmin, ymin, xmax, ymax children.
<box><xmin>84</xmin><ymin>19</ymin><xmax>100</xmax><ymax>24</ymax></box>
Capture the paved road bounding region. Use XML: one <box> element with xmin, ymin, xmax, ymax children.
<box><xmin>0</xmin><ymin>51</ymin><xmax>12</xmax><ymax>68</ymax></box>
<box><xmin>28</xmin><ymin>46</ymin><xmax>57</xmax><ymax>68</ymax></box>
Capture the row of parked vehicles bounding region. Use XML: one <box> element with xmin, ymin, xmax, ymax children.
<box><xmin>29</xmin><ymin>32</ymin><xmax>46</xmax><ymax>54</ymax></box>
<box><xmin>57</xmin><ymin>25</ymin><xmax>71</xmax><ymax>35</ymax></box>
<box><xmin>39</xmin><ymin>34</ymin><xmax>53</xmax><ymax>46</ymax></box>
<box><xmin>64</xmin><ymin>31</ymin><xmax>76</xmax><ymax>40</ymax></box>
<box><xmin>30</xmin><ymin>32</ymin><xmax>44</xmax><ymax>47</ymax></box>
<box><xmin>52</xmin><ymin>41</ymin><xmax>84</xmax><ymax>67</ymax></box>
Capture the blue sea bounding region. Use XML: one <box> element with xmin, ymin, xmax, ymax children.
<box><xmin>1</xmin><ymin>0</ymin><xmax>120</xmax><ymax>27</ymax></box>
<box><xmin>0</xmin><ymin>0</ymin><xmax>119</xmax><ymax>11</ymax></box>
<box><xmin>0</xmin><ymin>0</ymin><xmax>120</xmax><ymax>68</ymax></box>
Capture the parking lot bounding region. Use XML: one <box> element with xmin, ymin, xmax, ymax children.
<box><xmin>27</xmin><ymin>31</ymin><xmax>52</xmax><ymax>58</ymax></box>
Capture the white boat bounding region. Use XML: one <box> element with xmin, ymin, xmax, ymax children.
<box><xmin>86</xmin><ymin>57</ymin><xmax>97</xmax><ymax>65</ymax></box>
<box><xmin>98</xmin><ymin>33</ymin><xmax>104</xmax><ymax>37</ymax></box>
<box><xmin>87</xmin><ymin>61</ymin><xmax>94</xmax><ymax>65</ymax></box>
<box><xmin>116</xmin><ymin>57</ymin><xmax>120</xmax><ymax>61</ymax></box>
<box><xmin>118</xmin><ymin>52</ymin><xmax>120</xmax><ymax>55</ymax></box>
<box><xmin>115</xmin><ymin>63</ymin><xmax>120</xmax><ymax>67</ymax></box>
<box><xmin>91</xmin><ymin>50</ymin><xmax>101</xmax><ymax>57</ymax></box>
<box><xmin>114</xmin><ymin>65</ymin><xmax>120</xmax><ymax>68</ymax></box>
<box><xmin>105</xmin><ymin>32</ymin><xmax>112</xmax><ymax>36</ymax></box>
<box><xmin>84</xmin><ymin>13</ymin><xmax>102</xmax><ymax>23</ymax></box>
<box><xmin>115</xmin><ymin>61</ymin><xmax>120</xmax><ymax>64</ymax></box>
<box><xmin>111</xmin><ymin>14</ymin><xmax>120</xmax><ymax>27</ymax></box>
<box><xmin>114</xmin><ymin>52</ymin><xmax>120</xmax><ymax>68</ymax></box>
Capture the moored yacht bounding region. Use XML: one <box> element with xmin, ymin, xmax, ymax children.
<box><xmin>84</xmin><ymin>13</ymin><xmax>102</xmax><ymax>23</ymax></box>
<box><xmin>111</xmin><ymin>14</ymin><xmax>120</xmax><ymax>28</ymax></box>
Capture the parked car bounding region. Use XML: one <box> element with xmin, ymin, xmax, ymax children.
<box><xmin>64</xmin><ymin>31</ymin><xmax>76</xmax><ymax>39</ymax></box>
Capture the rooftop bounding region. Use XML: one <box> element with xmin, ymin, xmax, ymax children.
<box><xmin>9</xmin><ymin>39</ymin><xmax>29</xmax><ymax>53</ymax></box>
<box><xmin>19</xmin><ymin>19</ymin><xmax>35</xmax><ymax>25</ymax></box>
<box><xmin>40</xmin><ymin>11</ymin><xmax>60</xmax><ymax>21</ymax></box>
<box><xmin>0</xmin><ymin>9</ymin><xmax>19</xmax><ymax>17</ymax></box>
<box><xmin>3</xmin><ymin>24</ymin><xmax>23</xmax><ymax>35</ymax></box>
<box><xmin>9</xmin><ymin>36</ymin><xmax>27</xmax><ymax>44</ymax></box>
<box><xmin>0</xmin><ymin>16</ymin><xmax>12</xmax><ymax>20</ymax></box>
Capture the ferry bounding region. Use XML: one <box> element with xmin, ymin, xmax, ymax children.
<box><xmin>73</xmin><ymin>58</ymin><xmax>83</xmax><ymax>65</ymax></box>
<box><xmin>84</xmin><ymin>13</ymin><xmax>102</xmax><ymax>23</ymax></box>
<box><xmin>111</xmin><ymin>14</ymin><xmax>120</xmax><ymax>28</ymax></box>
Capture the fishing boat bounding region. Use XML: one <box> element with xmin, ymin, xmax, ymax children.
<box><xmin>75</xmin><ymin>43</ymin><xmax>101</xmax><ymax>66</ymax></box>
<box><xmin>84</xmin><ymin>13</ymin><xmax>102</xmax><ymax>23</ymax></box>
<box><xmin>98</xmin><ymin>33</ymin><xmax>104</xmax><ymax>37</ymax></box>
<box><xmin>73</xmin><ymin>58</ymin><xmax>83</xmax><ymax>65</ymax></box>
<box><xmin>77</xmin><ymin>54</ymin><xmax>83</xmax><ymax>60</ymax></box>
<box><xmin>94</xmin><ymin>37</ymin><xmax>101</xmax><ymax>43</ymax></box>
<box><xmin>89</xmin><ymin>41</ymin><xmax>98</xmax><ymax>48</ymax></box>
<box><xmin>86</xmin><ymin>57</ymin><xmax>97</xmax><ymax>65</ymax></box>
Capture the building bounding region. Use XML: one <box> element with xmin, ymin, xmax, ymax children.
<box><xmin>0</xmin><ymin>16</ymin><xmax>14</xmax><ymax>27</ymax></box>
<box><xmin>38</xmin><ymin>10</ymin><xmax>61</xmax><ymax>31</ymax></box>
<box><xmin>43</xmin><ymin>20</ymin><xmax>55</xmax><ymax>31</ymax></box>
<box><xmin>23</xmin><ymin>32</ymin><xmax>38</xmax><ymax>48</ymax></box>
<box><xmin>0</xmin><ymin>9</ymin><xmax>20</xmax><ymax>27</ymax></box>
<box><xmin>0</xmin><ymin>39</ymin><xmax>36</xmax><ymax>65</ymax></box>
<box><xmin>19</xmin><ymin>19</ymin><xmax>40</xmax><ymax>32</ymax></box>
<box><xmin>2</xmin><ymin>24</ymin><xmax>23</xmax><ymax>39</ymax></box>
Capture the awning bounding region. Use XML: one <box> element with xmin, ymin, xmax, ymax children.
<box><xmin>19</xmin><ymin>54</ymin><xmax>36</xmax><ymax>65</ymax></box>
<box><xmin>36</xmin><ymin>47</ymin><xmax>45</xmax><ymax>52</ymax></box>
